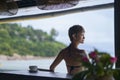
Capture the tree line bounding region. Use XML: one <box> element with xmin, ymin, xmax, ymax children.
<box><xmin>0</xmin><ymin>23</ymin><xmax>66</xmax><ymax>57</ymax></box>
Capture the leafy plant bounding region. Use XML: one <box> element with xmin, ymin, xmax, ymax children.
<box><xmin>82</xmin><ymin>49</ymin><xmax>117</xmax><ymax>78</ymax></box>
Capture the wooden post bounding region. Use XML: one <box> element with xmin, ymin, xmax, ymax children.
<box><xmin>115</xmin><ymin>0</ymin><xmax>120</xmax><ymax>68</ymax></box>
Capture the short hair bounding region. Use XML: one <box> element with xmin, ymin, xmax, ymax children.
<box><xmin>68</xmin><ymin>25</ymin><xmax>85</xmax><ymax>41</ymax></box>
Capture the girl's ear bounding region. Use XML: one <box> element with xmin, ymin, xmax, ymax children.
<box><xmin>72</xmin><ymin>34</ymin><xmax>76</xmax><ymax>39</ymax></box>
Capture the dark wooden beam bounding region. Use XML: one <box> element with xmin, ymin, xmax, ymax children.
<box><xmin>115</xmin><ymin>0</ymin><xmax>120</xmax><ymax>68</ymax></box>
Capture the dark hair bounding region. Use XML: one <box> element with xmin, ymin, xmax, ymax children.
<box><xmin>68</xmin><ymin>25</ymin><xmax>85</xmax><ymax>41</ymax></box>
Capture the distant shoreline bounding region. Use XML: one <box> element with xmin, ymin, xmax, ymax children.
<box><xmin>0</xmin><ymin>54</ymin><xmax>55</xmax><ymax>60</ymax></box>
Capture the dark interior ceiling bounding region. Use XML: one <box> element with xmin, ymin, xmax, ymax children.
<box><xmin>0</xmin><ymin>0</ymin><xmax>114</xmax><ymax>15</ymax></box>
<box><xmin>16</xmin><ymin>0</ymin><xmax>36</xmax><ymax>8</ymax></box>
<box><xmin>0</xmin><ymin>0</ymin><xmax>81</xmax><ymax>16</ymax></box>
<box><xmin>16</xmin><ymin>0</ymin><xmax>80</xmax><ymax>9</ymax></box>
<box><xmin>0</xmin><ymin>0</ymin><xmax>114</xmax><ymax>23</ymax></box>
<box><xmin>15</xmin><ymin>0</ymin><xmax>114</xmax><ymax>9</ymax></box>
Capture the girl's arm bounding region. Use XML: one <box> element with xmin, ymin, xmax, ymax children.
<box><xmin>50</xmin><ymin>50</ymin><xmax>64</xmax><ymax>72</ymax></box>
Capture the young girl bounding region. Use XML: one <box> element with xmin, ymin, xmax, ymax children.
<box><xmin>50</xmin><ymin>25</ymin><xmax>88</xmax><ymax>75</ymax></box>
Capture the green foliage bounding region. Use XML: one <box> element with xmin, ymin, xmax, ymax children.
<box><xmin>74</xmin><ymin>49</ymin><xmax>117</xmax><ymax>80</ymax></box>
<box><xmin>50</xmin><ymin>28</ymin><xmax>58</xmax><ymax>40</ymax></box>
<box><xmin>0</xmin><ymin>23</ymin><xmax>66</xmax><ymax>57</ymax></box>
<box><xmin>72</xmin><ymin>69</ymin><xmax>120</xmax><ymax>80</ymax></box>
<box><xmin>113</xmin><ymin>69</ymin><xmax>120</xmax><ymax>80</ymax></box>
<box><xmin>72</xmin><ymin>70</ymin><xmax>89</xmax><ymax>80</ymax></box>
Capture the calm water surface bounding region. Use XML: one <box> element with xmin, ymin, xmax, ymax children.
<box><xmin>0</xmin><ymin>58</ymin><xmax>67</xmax><ymax>73</ymax></box>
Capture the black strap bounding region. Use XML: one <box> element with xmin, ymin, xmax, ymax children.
<box><xmin>67</xmin><ymin>65</ymin><xmax>81</xmax><ymax>74</ymax></box>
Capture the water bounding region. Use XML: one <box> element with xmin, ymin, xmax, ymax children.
<box><xmin>0</xmin><ymin>58</ymin><xmax>67</xmax><ymax>73</ymax></box>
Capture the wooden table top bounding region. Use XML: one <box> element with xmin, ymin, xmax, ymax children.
<box><xmin>0</xmin><ymin>70</ymin><xmax>72</xmax><ymax>80</ymax></box>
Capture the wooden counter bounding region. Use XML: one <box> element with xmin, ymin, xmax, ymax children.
<box><xmin>0</xmin><ymin>70</ymin><xmax>72</xmax><ymax>80</ymax></box>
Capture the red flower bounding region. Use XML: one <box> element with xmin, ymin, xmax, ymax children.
<box><xmin>110</xmin><ymin>57</ymin><xmax>117</xmax><ymax>63</ymax></box>
<box><xmin>89</xmin><ymin>51</ymin><xmax>97</xmax><ymax>59</ymax></box>
<box><xmin>82</xmin><ymin>57</ymin><xmax>89</xmax><ymax>62</ymax></box>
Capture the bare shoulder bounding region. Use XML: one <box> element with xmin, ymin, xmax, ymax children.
<box><xmin>62</xmin><ymin>47</ymin><xmax>69</xmax><ymax>53</ymax></box>
<box><xmin>59</xmin><ymin>47</ymin><xmax>68</xmax><ymax>55</ymax></box>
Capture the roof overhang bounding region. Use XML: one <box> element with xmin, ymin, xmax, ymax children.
<box><xmin>0</xmin><ymin>0</ymin><xmax>114</xmax><ymax>24</ymax></box>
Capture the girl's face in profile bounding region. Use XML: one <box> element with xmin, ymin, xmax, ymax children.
<box><xmin>75</xmin><ymin>31</ymin><xmax>85</xmax><ymax>44</ymax></box>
